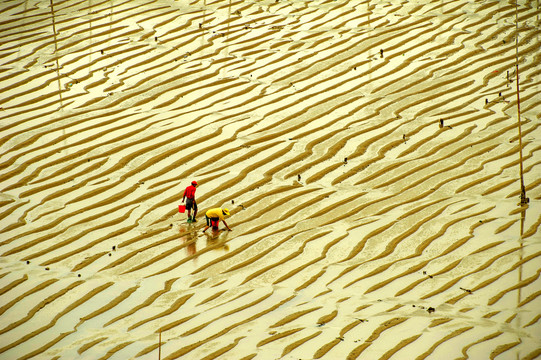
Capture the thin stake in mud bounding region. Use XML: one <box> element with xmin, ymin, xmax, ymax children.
<box><xmin>49</xmin><ymin>0</ymin><xmax>63</xmax><ymax>108</ymax></box>
<box><xmin>514</xmin><ymin>1</ymin><xmax>528</xmax><ymax>205</ymax></box>
<box><xmin>226</xmin><ymin>0</ymin><xmax>231</xmax><ymax>56</ymax></box>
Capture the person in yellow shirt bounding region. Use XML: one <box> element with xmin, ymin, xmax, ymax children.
<box><xmin>202</xmin><ymin>208</ymin><xmax>232</xmax><ymax>233</ymax></box>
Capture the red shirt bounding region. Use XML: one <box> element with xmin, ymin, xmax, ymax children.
<box><xmin>183</xmin><ymin>185</ymin><xmax>196</xmax><ymax>199</ymax></box>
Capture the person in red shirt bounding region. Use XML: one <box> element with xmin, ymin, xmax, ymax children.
<box><xmin>182</xmin><ymin>181</ymin><xmax>198</xmax><ymax>222</ymax></box>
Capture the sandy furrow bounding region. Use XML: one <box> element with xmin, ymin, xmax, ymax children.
<box><xmin>0</xmin><ymin>0</ymin><xmax>539</xmax><ymax>359</ymax></box>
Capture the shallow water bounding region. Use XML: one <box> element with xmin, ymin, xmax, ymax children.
<box><xmin>0</xmin><ymin>0</ymin><xmax>540</xmax><ymax>359</ymax></box>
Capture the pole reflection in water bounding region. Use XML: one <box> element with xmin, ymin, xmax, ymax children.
<box><xmin>517</xmin><ymin>205</ymin><xmax>527</xmax><ymax>305</ymax></box>
<box><xmin>515</xmin><ymin>202</ymin><xmax>530</xmax><ymax>360</ymax></box>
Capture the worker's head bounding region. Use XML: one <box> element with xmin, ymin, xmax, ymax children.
<box><xmin>192</xmin><ymin>180</ymin><xmax>198</xmax><ymax>186</ymax></box>
<box><xmin>223</xmin><ymin>208</ymin><xmax>230</xmax><ymax>216</ymax></box>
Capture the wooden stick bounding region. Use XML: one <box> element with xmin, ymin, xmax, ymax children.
<box><xmin>515</xmin><ymin>0</ymin><xmax>528</xmax><ymax>205</ymax></box>
<box><xmin>158</xmin><ymin>331</ymin><xmax>162</xmax><ymax>360</ymax></box>
<box><xmin>49</xmin><ymin>0</ymin><xmax>64</xmax><ymax>108</ymax></box>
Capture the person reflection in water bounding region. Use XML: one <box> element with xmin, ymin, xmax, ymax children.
<box><xmin>180</xmin><ymin>226</ymin><xmax>197</xmax><ymax>256</ymax></box>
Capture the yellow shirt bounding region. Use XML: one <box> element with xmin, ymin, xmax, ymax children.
<box><xmin>206</xmin><ymin>208</ymin><xmax>225</xmax><ymax>220</ymax></box>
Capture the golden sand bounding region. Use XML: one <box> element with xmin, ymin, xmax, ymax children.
<box><xmin>0</xmin><ymin>0</ymin><xmax>540</xmax><ymax>359</ymax></box>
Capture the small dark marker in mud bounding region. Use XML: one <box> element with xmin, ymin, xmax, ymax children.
<box><xmin>485</xmin><ymin>98</ymin><xmax>488</xmax><ymax>104</ymax></box>
<box><xmin>45</xmin><ymin>267</ymin><xmax>50</xmax><ymax>270</ymax></box>
<box><xmin>78</xmin><ymin>274</ymin><xmax>81</xmax><ymax>277</ymax></box>
<box><xmin>344</xmin><ymin>157</ymin><xmax>348</xmax><ymax>164</ymax></box>
<box><xmin>112</xmin><ymin>245</ymin><xmax>116</xmax><ymax>250</ymax></box>
<box><xmin>155</xmin><ymin>36</ymin><xmax>158</xmax><ymax>41</ymax></box>
<box><xmin>101</xmin><ymin>50</ymin><xmax>104</xmax><ymax>55</ymax></box>
<box><xmin>26</xmin><ymin>260</ymin><xmax>30</xmax><ymax>264</ymax></box>
<box><xmin>439</xmin><ymin>119</ymin><xmax>444</xmax><ymax>128</ymax></box>
<box><xmin>232</xmin><ymin>200</ymin><xmax>235</xmax><ymax>204</ymax></box>
<box><xmin>109</xmin><ymin>253</ymin><xmax>112</xmax><ymax>256</ymax></box>
<box><xmin>298</xmin><ymin>174</ymin><xmax>301</xmax><ymax>181</ymax></box>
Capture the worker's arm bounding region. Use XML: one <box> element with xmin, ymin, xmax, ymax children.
<box><xmin>223</xmin><ymin>220</ymin><xmax>232</xmax><ymax>231</ymax></box>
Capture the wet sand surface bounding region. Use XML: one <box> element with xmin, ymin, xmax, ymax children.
<box><xmin>0</xmin><ymin>0</ymin><xmax>540</xmax><ymax>359</ymax></box>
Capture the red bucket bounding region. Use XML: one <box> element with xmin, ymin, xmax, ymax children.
<box><xmin>178</xmin><ymin>205</ymin><xmax>186</xmax><ymax>213</ymax></box>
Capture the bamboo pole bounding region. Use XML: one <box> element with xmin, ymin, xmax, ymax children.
<box><xmin>158</xmin><ymin>331</ymin><xmax>162</xmax><ymax>360</ymax></box>
<box><xmin>50</xmin><ymin>0</ymin><xmax>64</xmax><ymax>108</ymax></box>
<box><xmin>514</xmin><ymin>0</ymin><xmax>528</xmax><ymax>205</ymax></box>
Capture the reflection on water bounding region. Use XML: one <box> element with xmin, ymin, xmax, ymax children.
<box><xmin>518</xmin><ymin>205</ymin><xmax>527</xmax><ymax>304</ymax></box>
<box><xmin>180</xmin><ymin>224</ymin><xmax>198</xmax><ymax>257</ymax></box>
<box><xmin>205</xmin><ymin>228</ymin><xmax>230</xmax><ymax>253</ymax></box>
<box><xmin>516</xmin><ymin>204</ymin><xmax>527</xmax><ymax>336</ymax></box>
<box><xmin>179</xmin><ymin>224</ymin><xmax>230</xmax><ymax>260</ymax></box>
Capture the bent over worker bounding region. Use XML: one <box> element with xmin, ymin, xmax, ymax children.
<box><xmin>203</xmin><ymin>208</ymin><xmax>232</xmax><ymax>233</ymax></box>
<box><xmin>182</xmin><ymin>181</ymin><xmax>198</xmax><ymax>222</ymax></box>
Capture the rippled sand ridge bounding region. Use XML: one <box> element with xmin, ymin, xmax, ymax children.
<box><xmin>1</xmin><ymin>0</ymin><xmax>540</xmax><ymax>359</ymax></box>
